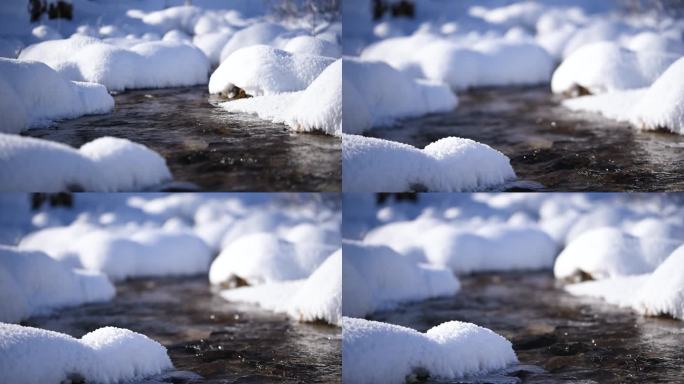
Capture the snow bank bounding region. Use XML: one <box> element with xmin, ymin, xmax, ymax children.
<box><xmin>343</xmin><ymin>58</ymin><xmax>457</xmax><ymax>133</ymax></box>
<box><xmin>554</xmin><ymin>227</ymin><xmax>682</xmax><ymax>280</ymax></box>
<box><xmin>567</xmin><ymin>244</ymin><xmax>684</xmax><ymax>320</ymax></box>
<box><xmin>0</xmin><ymin>245</ymin><xmax>114</xmax><ymax>323</ymax></box>
<box><xmin>221</xmin><ymin>249</ymin><xmax>341</xmax><ymax>325</ymax></box>
<box><xmin>209</xmin><ymin>232</ymin><xmax>336</xmax><ymax>286</ymax></box>
<box><xmin>0</xmin><ymin>323</ymin><xmax>172</xmax><ymax>384</ymax></box>
<box><xmin>0</xmin><ymin>58</ymin><xmax>113</xmax><ymax>134</ymax></box>
<box><xmin>342</xmin><ymin>241</ymin><xmax>459</xmax><ymax>318</ymax></box>
<box><xmin>209</xmin><ymin>45</ymin><xmax>334</xmax><ymax>96</ymax></box>
<box><xmin>342</xmin><ymin>317</ymin><xmax>517</xmax><ymax>384</ymax></box>
<box><xmin>220</xmin><ymin>59</ymin><xmax>341</xmax><ymax>136</ymax></box>
<box><xmin>19</xmin><ymin>224</ymin><xmax>211</xmax><ymax>281</ymax></box>
<box><xmin>342</xmin><ymin>134</ymin><xmax>515</xmax><ymax>192</ymax></box>
<box><xmin>0</xmin><ymin>134</ymin><xmax>171</xmax><ymax>192</ymax></box>
<box><xmin>551</xmin><ymin>42</ymin><xmax>678</xmax><ymax>95</ymax></box>
<box><xmin>20</xmin><ymin>37</ymin><xmax>209</xmax><ymax>91</ymax></box>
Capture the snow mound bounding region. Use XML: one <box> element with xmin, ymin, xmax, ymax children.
<box><xmin>554</xmin><ymin>227</ymin><xmax>682</xmax><ymax>280</ymax></box>
<box><xmin>0</xmin><ymin>134</ymin><xmax>171</xmax><ymax>192</ymax></box>
<box><xmin>342</xmin><ymin>241</ymin><xmax>459</xmax><ymax>318</ymax></box>
<box><xmin>221</xmin><ymin>59</ymin><xmax>341</xmax><ymax>136</ymax></box>
<box><xmin>0</xmin><ymin>245</ymin><xmax>114</xmax><ymax>323</ymax></box>
<box><xmin>209</xmin><ymin>232</ymin><xmax>336</xmax><ymax>286</ymax></box>
<box><xmin>631</xmin><ymin>57</ymin><xmax>684</xmax><ymax>135</ymax></box>
<box><xmin>221</xmin><ymin>249</ymin><xmax>341</xmax><ymax>326</ymax></box>
<box><xmin>0</xmin><ymin>58</ymin><xmax>113</xmax><ymax>134</ymax></box>
<box><xmin>342</xmin><ymin>317</ymin><xmax>517</xmax><ymax>384</ymax></box>
<box><xmin>343</xmin><ymin>58</ymin><xmax>457</xmax><ymax>133</ymax></box>
<box><xmin>20</xmin><ymin>37</ymin><xmax>209</xmax><ymax>91</ymax></box>
<box><xmin>19</xmin><ymin>224</ymin><xmax>211</xmax><ymax>281</ymax></box>
<box><xmin>342</xmin><ymin>134</ymin><xmax>515</xmax><ymax>192</ymax></box>
<box><xmin>193</xmin><ymin>30</ymin><xmax>234</xmax><ymax>65</ymax></box>
<box><xmin>219</xmin><ymin>22</ymin><xmax>287</xmax><ymax>62</ymax></box>
<box><xmin>283</xmin><ymin>35</ymin><xmax>341</xmax><ymax>58</ymax></box>
<box><xmin>209</xmin><ymin>45</ymin><xmax>334</xmax><ymax>96</ymax></box>
<box><xmin>567</xmin><ymin>244</ymin><xmax>684</xmax><ymax>320</ymax></box>
<box><xmin>0</xmin><ymin>323</ymin><xmax>172</xmax><ymax>384</ymax></box>
<box><xmin>551</xmin><ymin>42</ymin><xmax>678</xmax><ymax>95</ymax></box>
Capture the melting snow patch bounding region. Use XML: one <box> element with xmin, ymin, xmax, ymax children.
<box><xmin>0</xmin><ymin>134</ymin><xmax>171</xmax><ymax>192</ymax></box>
<box><xmin>0</xmin><ymin>323</ymin><xmax>172</xmax><ymax>384</ymax></box>
<box><xmin>342</xmin><ymin>134</ymin><xmax>515</xmax><ymax>192</ymax></box>
<box><xmin>342</xmin><ymin>317</ymin><xmax>517</xmax><ymax>384</ymax></box>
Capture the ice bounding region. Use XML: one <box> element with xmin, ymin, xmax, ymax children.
<box><xmin>0</xmin><ymin>323</ymin><xmax>172</xmax><ymax>384</ymax></box>
<box><xmin>209</xmin><ymin>45</ymin><xmax>334</xmax><ymax>97</ymax></box>
<box><xmin>567</xmin><ymin>244</ymin><xmax>684</xmax><ymax>320</ymax></box>
<box><xmin>342</xmin><ymin>317</ymin><xmax>517</xmax><ymax>384</ymax></box>
<box><xmin>551</xmin><ymin>42</ymin><xmax>679</xmax><ymax>95</ymax></box>
<box><xmin>0</xmin><ymin>245</ymin><xmax>114</xmax><ymax>323</ymax></box>
<box><xmin>20</xmin><ymin>224</ymin><xmax>211</xmax><ymax>281</ymax></box>
<box><xmin>342</xmin><ymin>58</ymin><xmax>457</xmax><ymax>133</ymax></box>
<box><xmin>554</xmin><ymin>227</ymin><xmax>682</xmax><ymax>280</ymax></box>
<box><xmin>220</xmin><ymin>249</ymin><xmax>341</xmax><ymax>326</ymax></box>
<box><xmin>0</xmin><ymin>58</ymin><xmax>113</xmax><ymax>133</ymax></box>
<box><xmin>0</xmin><ymin>134</ymin><xmax>171</xmax><ymax>192</ymax></box>
<box><xmin>221</xmin><ymin>58</ymin><xmax>341</xmax><ymax>136</ymax></box>
<box><xmin>209</xmin><ymin>232</ymin><xmax>337</xmax><ymax>286</ymax></box>
<box><xmin>342</xmin><ymin>241</ymin><xmax>459</xmax><ymax>318</ymax></box>
<box><xmin>20</xmin><ymin>37</ymin><xmax>209</xmax><ymax>92</ymax></box>
<box><xmin>342</xmin><ymin>134</ymin><xmax>515</xmax><ymax>192</ymax></box>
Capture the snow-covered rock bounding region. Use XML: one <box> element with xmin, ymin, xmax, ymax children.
<box><xmin>221</xmin><ymin>249</ymin><xmax>341</xmax><ymax>325</ymax></box>
<box><xmin>0</xmin><ymin>245</ymin><xmax>114</xmax><ymax>323</ymax></box>
<box><xmin>343</xmin><ymin>58</ymin><xmax>457</xmax><ymax>133</ymax></box>
<box><xmin>193</xmin><ymin>30</ymin><xmax>234</xmax><ymax>65</ymax></box>
<box><xmin>221</xmin><ymin>58</ymin><xmax>341</xmax><ymax>136</ymax></box>
<box><xmin>0</xmin><ymin>323</ymin><xmax>172</xmax><ymax>384</ymax></box>
<box><xmin>342</xmin><ymin>241</ymin><xmax>459</xmax><ymax>318</ymax></box>
<box><xmin>342</xmin><ymin>134</ymin><xmax>516</xmax><ymax>192</ymax></box>
<box><xmin>209</xmin><ymin>232</ymin><xmax>336</xmax><ymax>286</ymax></box>
<box><xmin>554</xmin><ymin>227</ymin><xmax>682</xmax><ymax>280</ymax></box>
<box><xmin>283</xmin><ymin>35</ymin><xmax>341</xmax><ymax>58</ymax></box>
<box><xmin>342</xmin><ymin>317</ymin><xmax>517</xmax><ymax>384</ymax></box>
<box><xmin>209</xmin><ymin>45</ymin><xmax>334</xmax><ymax>97</ymax></box>
<box><xmin>567</xmin><ymin>244</ymin><xmax>684</xmax><ymax>320</ymax></box>
<box><xmin>0</xmin><ymin>58</ymin><xmax>113</xmax><ymax>134</ymax></box>
<box><xmin>631</xmin><ymin>57</ymin><xmax>684</xmax><ymax>135</ymax></box>
<box><xmin>219</xmin><ymin>22</ymin><xmax>287</xmax><ymax>62</ymax></box>
<box><xmin>0</xmin><ymin>134</ymin><xmax>171</xmax><ymax>192</ymax></box>
<box><xmin>551</xmin><ymin>42</ymin><xmax>678</xmax><ymax>95</ymax></box>
<box><xmin>19</xmin><ymin>224</ymin><xmax>211</xmax><ymax>281</ymax></box>
<box><xmin>19</xmin><ymin>37</ymin><xmax>209</xmax><ymax>92</ymax></box>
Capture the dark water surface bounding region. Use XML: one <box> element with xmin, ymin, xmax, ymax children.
<box><xmin>369</xmin><ymin>272</ymin><xmax>684</xmax><ymax>383</ymax></box>
<box><xmin>367</xmin><ymin>86</ymin><xmax>684</xmax><ymax>191</ymax></box>
<box><xmin>24</xmin><ymin>86</ymin><xmax>341</xmax><ymax>192</ymax></box>
<box><xmin>25</xmin><ymin>277</ymin><xmax>341</xmax><ymax>383</ymax></box>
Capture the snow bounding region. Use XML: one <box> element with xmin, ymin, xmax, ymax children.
<box><xmin>567</xmin><ymin>244</ymin><xmax>684</xmax><ymax>320</ymax></box>
<box><xmin>209</xmin><ymin>45</ymin><xmax>334</xmax><ymax>97</ymax></box>
<box><xmin>342</xmin><ymin>58</ymin><xmax>457</xmax><ymax>133</ymax></box>
<box><xmin>19</xmin><ymin>37</ymin><xmax>209</xmax><ymax>92</ymax></box>
<box><xmin>0</xmin><ymin>58</ymin><xmax>113</xmax><ymax>134</ymax></box>
<box><xmin>342</xmin><ymin>317</ymin><xmax>517</xmax><ymax>384</ymax></box>
<box><xmin>193</xmin><ymin>30</ymin><xmax>233</xmax><ymax>65</ymax></box>
<box><xmin>209</xmin><ymin>232</ymin><xmax>336</xmax><ymax>286</ymax></box>
<box><xmin>554</xmin><ymin>227</ymin><xmax>682</xmax><ymax>280</ymax></box>
<box><xmin>283</xmin><ymin>35</ymin><xmax>341</xmax><ymax>58</ymax></box>
<box><xmin>0</xmin><ymin>134</ymin><xmax>171</xmax><ymax>192</ymax></box>
<box><xmin>221</xmin><ymin>249</ymin><xmax>341</xmax><ymax>326</ymax></box>
<box><xmin>0</xmin><ymin>323</ymin><xmax>172</xmax><ymax>384</ymax></box>
<box><xmin>219</xmin><ymin>22</ymin><xmax>287</xmax><ymax>62</ymax></box>
<box><xmin>0</xmin><ymin>245</ymin><xmax>114</xmax><ymax>323</ymax></box>
<box><xmin>551</xmin><ymin>42</ymin><xmax>679</xmax><ymax>95</ymax></box>
<box><xmin>20</xmin><ymin>224</ymin><xmax>212</xmax><ymax>281</ymax></box>
<box><xmin>563</xmin><ymin>57</ymin><xmax>684</xmax><ymax>135</ymax></box>
<box><xmin>221</xmin><ymin>58</ymin><xmax>341</xmax><ymax>136</ymax></box>
<box><xmin>342</xmin><ymin>241</ymin><xmax>460</xmax><ymax>318</ymax></box>
<box><xmin>342</xmin><ymin>134</ymin><xmax>516</xmax><ymax>192</ymax></box>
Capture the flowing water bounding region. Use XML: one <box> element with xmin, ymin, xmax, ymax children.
<box><xmin>369</xmin><ymin>272</ymin><xmax>684</xmax><ymax>384</ymax></box>
<box><xmin>25</xmin><ymin>276</ymin><xmax>341</xmax><ymax>383</ymax></box>
<box><xmin>366</xmin><ymin>86</ymin><xmax>684</xmax><ymax>191</ymax></box>
<box><xmin>24</xmin><ymin>86</ymin><xmax>341</xmax><ymax>192</ymax></box>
